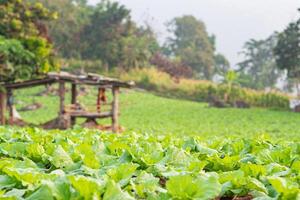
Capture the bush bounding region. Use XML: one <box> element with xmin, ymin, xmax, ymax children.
<box><xmin>120</xmin><ymin>68</ymin><xmax>290</xmax><ymax>109</ymax></box>
<box><xmin>61</xmin><ymin>59</ymin><xmax>104</xmax><ymax>74</ymax></box>
<box><xmin>150</xmin><ymin>53</ymin><xmax>193</xmax><ymax>79</ymax></box>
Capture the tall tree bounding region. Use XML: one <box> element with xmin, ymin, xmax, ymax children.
<box><xmin>165</xmin><ymin>15</ymin><xmax>215</xmax><ymax>80</ymax></box>
<box><xmin>0</xmin><ymin>0</ymin><xmax>58</xmax><ymax>83</ymax></box>
<box><xmin>80</xmin><ymin>1</ymin><xmax>131</xmax><ymax>68</ymax></box>
<box><xmin>120</xmin><ymin>25</ymin><xmax>160</xmax><ymax>69</ymax></box>
<box><xmin>238</xmin><ymin>34</ymin><xmax>282</xmax><ymax>89</ymax></box>
<box><xmin>30</xmin><ymin>0</ymin><xmax>91</xmax><ymax>58</ymax></box>
<box><xmin>214</xmin><ymin>53</ymin><xmax>230</xmax><ymax>77</ymax></box>
<box><xmin>274</xmin><ymin>12</ymin><xmax>300</xmax><ymax>87</ymax></box>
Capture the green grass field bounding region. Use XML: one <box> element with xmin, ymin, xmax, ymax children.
<box><xmin>14</xmin><ymin>86</ymin><xmax>300</xmax><ymax>139</ymax></box>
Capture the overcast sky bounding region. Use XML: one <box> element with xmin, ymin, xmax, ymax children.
<box><xmin>88</xmin><ymin>0</ymin><xmax>299</xmax><ymax>66</ymax></box>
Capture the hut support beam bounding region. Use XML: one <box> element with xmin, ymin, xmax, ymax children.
<box><xmin>7</xmin><ymin>89</ymin><xmax>13</xmax><ymax>125</ymax></box>
<box><xmin>0</xmin><ymin>91</ymin><xmax>6</xmax><ymax>125</ymax></box>
<box><xmin>112</xmin><ymin>86</ymin><xmax>119</xmax><ymax>133</ymax></box>
<box><xmin>58</xmin><ymin>81</ymin><xmax>68</xmax><ymax>129</ymax></box>
<box><xmin>71</xmin><ymin>83</ymin><xmax>77</xmax><ymax>126</ymax></box>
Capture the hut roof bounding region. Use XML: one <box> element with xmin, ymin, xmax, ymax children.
<box><xmin>2</xmin><ymin>72</ymin><xmax>134</xmax><ymax>90</ymax></box>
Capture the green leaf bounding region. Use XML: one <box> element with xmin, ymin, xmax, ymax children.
<box><xmin>103</xmin><ymin>180</ymin><xmax>134</xmax><ymax>200</ymax></box>
<box><xmin>241</xmin><ymin>163</ymin><xmax>267</xmax><ymax>177</ymax></box>
<box><xmin>25</xmin><ymin>185</ymin><xmax>54</xmax><ymax>200</ymax></box>
<box><xmin>166</xmin><ymin>174</ymin><xmax>221</xmax><ymax>200</ymax></box>
<box><xmin>68</xmin><ymin>175</ymin><xmax>105</xmax><ymax>199</ymax></box>
<box><xmin>106</xmin><ymin>163</ymin><xmax>138</xmax><ymax>187</ymax></box>
<box><xmin>268</xmin><ymin>177</ymin><xmax>300</xmax><ymax>200</ymax></box>
<box><xmin>0</xmin><ymin>175</ymin><xmax>17</xmax><ymax>190</ymax></box>
<box><xmin>3</xmin><ymin>189</ymin><xmax>26</xmax><ymax>199</ymax></box>
<box><xmin>131</xmin><ymin>171</ymin><xmax>163</xmax><ymax>198</ymax></box>
<box><xmin>50</xmin><ymin>145</ymin><xmax>73</xmax><ymax>168</ymax></box>
<box><xmin>42</xmin><ymin>178</ymin><xmax>72</xmax><ymax>200</ymax></box>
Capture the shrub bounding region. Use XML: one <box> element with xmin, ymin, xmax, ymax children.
<box><xmin>61</xmin><ymin>59</ymin><xmax>104</xmax><ymax>74</ymax></box>
<box><xmin>120</xmin><ymin>68</ymin><xmax>290</xmax><ymax>109</ymax></box>
<box><xmin>150</xmin><ymin>53</ymin><xmax>193</xmax><ymax>79</ymax></box>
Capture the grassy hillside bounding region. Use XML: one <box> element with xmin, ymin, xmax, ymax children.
<box><xmin>14</xmin><ymin>86</ymin><xmax>300</xmax><ymax>138</ymax></box>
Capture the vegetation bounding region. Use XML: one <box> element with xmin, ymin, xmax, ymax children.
<box><xmin>274</xmin><ymin>12</ymin><xmax>300</xmax><ymax>93</ymax></box>
<box><xmin>120</xmin><ymin>68</ymin><xmax>290</xmax><ymax>109</ymax></box>
<box><xmin>1</xmin><ymin>1</ymin><xmax>300</xmax><ymax>199</ymax></box>
<box><xmin>12</xmin><ymin>86</ymin><xmax>297</xmax><ymax>137</ymax></box>
<box><xmin>164</xmin><ymin>16</ymin><xmax>216</xmax><ymax>80</ymax></box>
<box><xmin>238</xmin><ymin>34</ymin><xmax>283</xmax><ymax>90</ymax></box>
<box><xmin>0</xmin><ymin>0</ymin><xmax>58</xmax><ymax>83</ymax></box>
<box><xmin>0</xmin><ymin>126</ymin><xmax>298</xmax><ymax>199</ymax></box>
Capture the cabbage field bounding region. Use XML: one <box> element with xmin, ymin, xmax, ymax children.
<box><xmin>0</xmin><ymin>127</ymin><xmax>299</xmax><ymax>199</ymax></box>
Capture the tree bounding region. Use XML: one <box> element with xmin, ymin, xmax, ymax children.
<box><xmin>31</xmin><ymin>0</ymin><xmax>91</xmax><ymax>58</ymax></box>
<box><xmin>274</xmin><ymin>14</ymin><xmax>300</xmax><ymax>90</ymax></box>
<box><xmin>119</xmin><ymin>25</ymin><xmax>160</xmax><ymax>69</ymax></box>
<box><xmin>165</xmin><ymin>15</ymin><xmax>215</xmax><ymax>80</ymax></box>
<box><xmin>214</xmin><ymin>53</ymin><xmax>230</xmax><ymax>77</ymax></box>
<box><xmin>0</xmin><ymin>0</ymin><xmax>58</xmax><ymax>84</ymax></box>
<box><xmin>150</xmin><ymin>53</ymin><xmax>193</xmax><ymax>80</ymax></box>
<box><xmin>79</xmin><ymin>1</ymin><xmax>160</xmax><ymax>70</ymax></box>
<box><xmin>238</xmin><ymin>34</ymin><xmax>282</xmax><ymax>89</ymax></box>
<box><xmin>80</xmin><ymin>1</ymin><xmax>131</xmax><ymax>68</ymax></box>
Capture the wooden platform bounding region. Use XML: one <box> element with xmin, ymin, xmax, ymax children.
<box><xmin>68</xmin><ymin>111</ymin><xmax>112</xmax><ymax>118</ymax></box>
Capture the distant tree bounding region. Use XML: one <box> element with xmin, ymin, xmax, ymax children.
<box><xmin>165</xmin><ymin>15</ymin><xmax>215</xmax><ymax>80</ymax></box>
<box><xmin>209</xmin><ymin>35</ymin><xmax>230</xmax><ymax>78</ymax></box>
<box><xmin>0</xmin><ymin>0</ymin><xmax>58</xmax><ymax>84</ymax></box>
<box><xmin>274</xmin><ymin>13</ymin><xmax>300</xmax><ymax>93</ymax></box>
<box><xmin>214</xmin><ymin>53</ymin><xmax>230</xmax><ymax>77</ymax></box>
<box><xmin>120</xmin><ymin>25</ymin><xmax>160</xmax><ymax>69</ymax></box>
<box><xmin>80</xmin><ymin>1</ymin><xmax>131</xmax><ymax>68</ymax></box>
<box><xmin>79</xmin><ymin>1</ymin><xmax>160</xmax><ymax>70</ymax></box>
<box><xmin>32</xmin><ymin>0</ymin><xmax>91</xmax><ymax>58</ymax></box>
<box><xmin>150</xmin><ymin>53</ymin><xmax>193</xmax><ymax>80</ymax></box>
<box><xmin>238</xmin><ymin>34</ymin><xmax>282</xmax><ymax>89</ymax></box>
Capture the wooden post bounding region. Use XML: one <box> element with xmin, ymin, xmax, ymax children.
<box><xmin>7</xmin><ymin>89</ymin><xmax>13</xmax><ymax>125</ymax></box>
<box><xmin>59</xmin><ymin>81</ymin><xmax>65</xmax><ymax>116</ymax></box>
<box><xmin>112</xmin><ymin>86</ymin><xmax>119</xmax><ymax>133</ymax></box>
<box><xmin>97</xmin><ymin>88</ymin><xmax>102</xmax><ymax>113</ymax></box>
<box><xmin>0</xmin><ymin>91</ymin><xmax>6</xmax><ymax>125</ymax></box>
<box><xmin>71</xmin><ymin>83</ymin><xmax>77</xmax><ymax>126</ymax></box>
<box><xmin>97</xmin><ymin>88</ymin><xmax>106</xmax><ymax>113</ymax></box>
<box><xmin>58</xmin><ymin>81</ymin><xmax>68</xmax><ymax>129</ymax></box>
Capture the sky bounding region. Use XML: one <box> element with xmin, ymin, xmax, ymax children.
<box><xmin>88</xmin><ymin>0</ymin><xmax>299</xmax><ymax>66</ymax></box>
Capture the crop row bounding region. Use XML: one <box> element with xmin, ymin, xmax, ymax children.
<box><xmin>0</xmin><ymin>127</ymin><xmax>299</xmax><ymax>199</ymax></box>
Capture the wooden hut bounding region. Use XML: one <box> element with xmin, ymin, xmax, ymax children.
<box><xmin>0</xmin><ymin>72</ymin><xmax>134</xmax><ymax>132</ymax></box>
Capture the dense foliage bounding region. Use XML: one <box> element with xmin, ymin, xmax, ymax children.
<box><xmin>121</xmin><ymin>68</ymin><xmax>290</xmax><ymax>109</ymax></box>
<box><xmin>150</xmin><ymin>53</ymin><xmax>193</xmax><ymax>80</ymax></box>
<box><xmin>0</xmin><ymin>127</ymin><xmax>298</xmax><ymax>199</ymax></box>
<box><xmin>34</xmin><ymin>0</ymin><xmax>160</xmax><ymax>71</ymax></box>
<box><xmin>0</xmin><ymin>0</ymin><xmax>58</xmax><ymax>83</ymax></box>
<box><xmin>31</xmin><ymin>0</ymin><xmax>91</xmax><ymax>58</ymax></box>
<box><xmin>30</xmin><ymin>0</ymin><xmax>231</xmax><ymax>80</ymax></box>
<box><xmin>238</xmin><ymin>34</ymin><xmax>283</xmax><ymax>90</ymax></box>
<box><xmin>165</xmin><ymin>15</ymin><xmax>216</xmax><ymax>80</ymax></box>
<box><xmin>274</xmin><ymin>15</ymin><xmax>300</xmax><ymax>80</ymax></box>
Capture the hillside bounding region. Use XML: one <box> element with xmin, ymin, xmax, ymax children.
<box><xmin>15</xmin><ymin>86</ymin><xmax>300</xmax><ymax>138</ymax></box>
